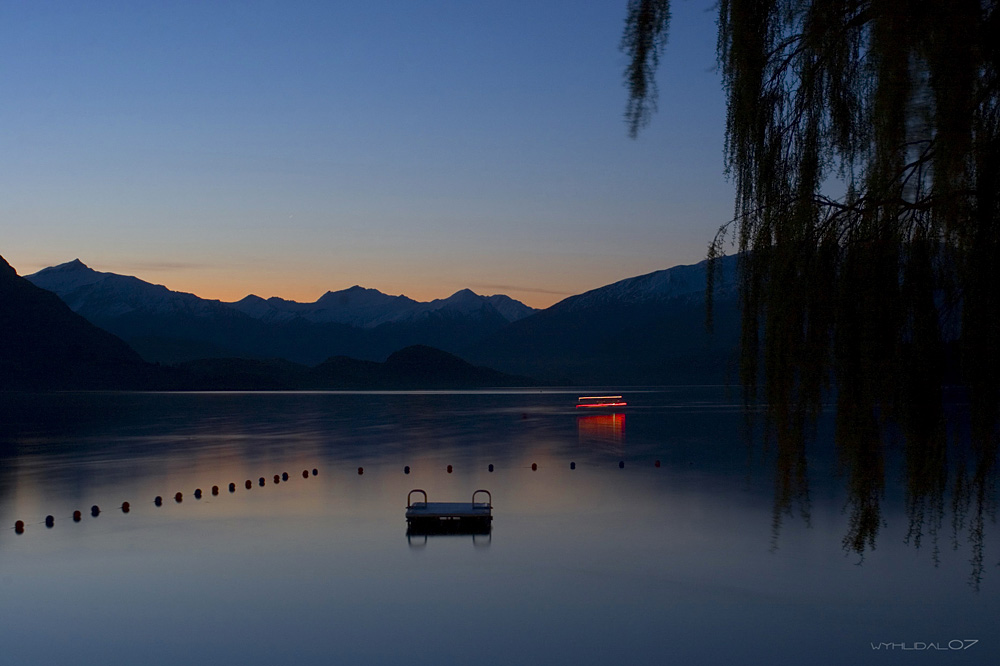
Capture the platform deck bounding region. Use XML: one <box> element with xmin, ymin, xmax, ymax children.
<box><xmin>405</xmin><ymin>489</ymin><xmax>493</xmax><ymax>524</ymax></box>
<box><xmin>406</xmin><ymin>502</ymin><xmax>492</xmax><ymax>520</ymax></box>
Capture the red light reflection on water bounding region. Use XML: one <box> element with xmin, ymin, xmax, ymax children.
<box><xmin>577</xmin><ymin>413</ymin><xmax>626</xmax><ymax>453</ymax></box>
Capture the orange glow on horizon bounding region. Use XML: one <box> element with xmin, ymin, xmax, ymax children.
<box><xmin>10</xmin><ymin>253</ymin><xmax>637</xmax><ymax>311</ymax></box>
<box><xmin>72</xmin><ymin>271</ymin><xmax>561</xmax><ymax>310</ymax></box>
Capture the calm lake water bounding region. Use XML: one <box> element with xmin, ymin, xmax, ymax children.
<box><xmin>1</xmin><ymin>389</ymin><xmax>996</xmax><ymax>665</ymax></box>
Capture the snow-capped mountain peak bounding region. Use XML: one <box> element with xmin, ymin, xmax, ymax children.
<box><xmin>29</xmin><ymin>259</ymin><xmax>108</xmax><ymax>293</ymax></box>
<box><xmin>549</xmin><ymin>255</ymin><xmax>738</xmax><ymax>313</ymax></box>
<box><xmin>229</xmin><ymin>285</ymin><xmax>536</xmax><ymax>328</ymax></box>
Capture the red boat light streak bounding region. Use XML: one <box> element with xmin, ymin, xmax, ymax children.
<box><xmin>576</xmin><ymin>395</ymin><xmax>627</xmax><ymax>408</ymax></box>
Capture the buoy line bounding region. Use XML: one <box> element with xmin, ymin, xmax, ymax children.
<box><xmin>10</xmin><ymin>467</ymin><xmax>321</xmax><ymax>536</ymax></box>
<box><xmin>10</xmin><ymin>459</ymin><xmax>665</xmax><ymax>535</ymax></box>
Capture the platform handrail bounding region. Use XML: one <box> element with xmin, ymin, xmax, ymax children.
<box><xmin>471</xmin><ymin>489</ymin><xmax>492</xmax><ymax>508</ymax></box>
<box><xmin>407</xmin><ymin>489</ymin><xmax>428</xmax><ymax>508</ymax></box>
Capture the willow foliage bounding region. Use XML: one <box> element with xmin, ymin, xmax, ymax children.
<box><xmin>624</xmin><ymin>0</ymin><xmax>998</xmax><ymax>565</ymax></box>
<box><xmin>624</xmin><ymin>0</ymin><xmax>998</xmax><ymax>429</ymax></box>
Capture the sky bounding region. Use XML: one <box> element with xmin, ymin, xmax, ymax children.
<box><xmin>1</xmin><ymin>0</ymin><xmax>733</xmax><ymax>309</ymax></box>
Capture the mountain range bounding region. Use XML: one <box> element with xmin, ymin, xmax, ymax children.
<box><xmin>1</xmin><ymin>252</ymin><xmax>534</xmax><ymax>391</ymax></box>
<box><xmin>230</xmin><ymin>285</ymin><xmax>533</xmax><ymax>327</ymax></box>
<box><xmin>26</xmin><ymin>260</ymin><xmax>536</xmax><ymax>365</ymax></box>
<box><xmin>15</xmin><ymin>253</ymin><xmax>742</xmax><ymax>386</ymax></box>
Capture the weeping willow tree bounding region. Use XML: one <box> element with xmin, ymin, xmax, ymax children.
<box><xmin>624</xmin><ymin>0</ymin><xmax>999</xmax><ymax>570</ymax></box>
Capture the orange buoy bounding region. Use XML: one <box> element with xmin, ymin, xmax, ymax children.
<box><xmin>447</xmin><ymin>465</ymin><xmax>453</xmax><ymax>473</ymax></box>
<box><xmin>531</xmin><ymin>463</ymin><xmax>537</xmax><ymax>471</ymax></box>
<box><xmin>274</xmin><ymin>475</ymin><xmax>280</xmax><ymax>484</ymax></box>
<box><xmin>122</xmin><ymin>502</ymin><xmax>130</xmax><ymax>514</ymax></box>
<box><xmin>229</xmin><ymin>483</ymin><xmax>236</xmax><ymax>492</ymax></box>
<box><xmin>654</xmin><ymin>460</ymin><xmax>661</xmax><ymax>468</ymax></box>
<box><xmin>246</xmin><ymin>480</ymin><xmax>252</xmax><ymax>489</ymax></box>
<box><xmin>282</xmin><ymin>472</ymin><xmax>288</xmax><ymax>481</ymax></box>
<box><xmin>212</xmin><ymin>486</ymin><xmax>219</xmax><ymax>496</ymax></box>
<box><xmin>154</xmin><ymin>496</ymin><xmax>163</xmax><ymax>506</ymax></box>
<box><xmin>357</xmin><ymin>467</ymin><xmax>364</xmax><ymax>475</ymax></box>
<box><xmin>45</xmin><ymin>515</ymin><xmax>55</xmax><ymax>528</ymax></box>
<box><xmin>174</xmin><ymin>492</ymin><xmax>183</xmax><ymax>503</ymax></box>
<box><xmin>302</xmin><ymin>470</ymin><xmax>309</xmax><ymax>478</ymax></box>
<box><xmin>194</xmin><ymin>489</ymin><xmax>202</xmax><ymax>499</ymax></box>
<box><xmin>14</xmin><ymin>520</ymin><xmax>24</xmax><ymax>534</ymax></box>
<box><xmin>73</xmin><ymin>510</ymin><xmax>82</xmax><ymax>521</ymax></box>
<box><xmin>91</xmin><ymin>505</ymin><xmax>101</xmax><ymax>516</ymax></box>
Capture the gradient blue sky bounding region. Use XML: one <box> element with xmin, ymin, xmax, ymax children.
<box><xmin>1</xmin><ymin>0</ymin><xmax>732</xmax><ymax>308</ymax></box>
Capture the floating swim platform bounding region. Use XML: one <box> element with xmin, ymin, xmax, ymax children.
<box><xmin>406</xmin><ymin>489</ymin><xmax>492</xmax><ymax>529</ymax></box>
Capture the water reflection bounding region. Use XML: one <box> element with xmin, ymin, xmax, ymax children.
<box><xmin>0</xmin><ymin>390</ymin><xmax>997</xmax><ymax>665</ymax></box>
<box><xmin>766</xmin><ymin>389</ymin><xmax>998</xmax><ymax>589</ymax></box>
<box><xmin>407</xmin><ymin>523</ymin><xmax>492</xmax><ymax>546</ymax></box>
<box><xmin>577</xmin><ymin>413</ymin><xmax>625</xmax><ymax>453</ymax></box>
<box><xmin>406</xmin><ymin>533</ymin><xmax>492</xmax><ymax>548</ymax></box>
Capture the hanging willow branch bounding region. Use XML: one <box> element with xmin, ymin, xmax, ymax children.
<box><xmin>623</xmin><ymin>0</ymin><xmax>999</xmax><ymax>565</ymax></box>
<box><xmin>623</xmin><ymin>0</ymin><xmax>999</xmax><ymax>428</ymax></box>
<box><xmin>622</xmin><ymin>0</ymin><xmax>671</xmax><ymax>138</ymax></box>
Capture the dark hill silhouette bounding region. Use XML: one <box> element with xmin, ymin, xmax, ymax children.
<box><xmin>175</xmin><ymin>345</ymin><xmax>534</xmax><ymax>390</ymax></box>
<box><xmin>0</xmin><ymin>255</ymin><xmax>163</xmax><ymax>390</ymax></box>
<box><xmin>172</xmin><ymin>357</ymin><xmax>311</xmax><ymax>391</ymax></box>
<box><xmin>378</xmin><ymin>344</ymin><xmax>530</xmax><ymax>388</ymax></box>
<box><xmin>308</xmin><ymin>355</ymin><xmax>383</xmax><ymax>389</ymax></box>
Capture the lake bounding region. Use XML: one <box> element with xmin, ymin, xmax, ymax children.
<box><xmin>1</xmin><ymin>389</ymin><xmax>996</xmax><ymax>665</ymax></box>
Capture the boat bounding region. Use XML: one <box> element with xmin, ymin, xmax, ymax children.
<box><xmin>575</xmin><ymin>395</ymin><xmax>627</xmax><ymax>409</ymax></box>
